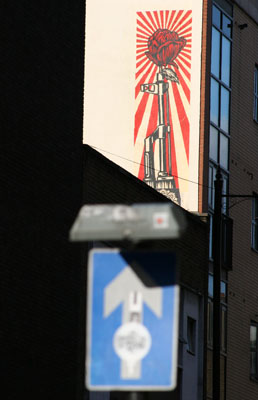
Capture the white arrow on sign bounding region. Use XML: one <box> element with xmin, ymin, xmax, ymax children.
<box><xmin>104</xmin><ymin>266</ymin><xmax>162</xmax><ymax>379</ymax></box>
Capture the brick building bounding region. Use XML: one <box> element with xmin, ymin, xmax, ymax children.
<box><xmin>225</xmin><ymin>1</ymin><xmax>258</xmax><ymax>400</ymax></box>
<box><xmin>82</xmin><ymin>145</ymin><xmax>209</xmax><ymax>400</ymax></box>
<box><xmin>83</xmin><ymin>0</ymin><xmax>258</xmax><ymax>399</ymax></box>
<box><xmin>3</xmin><ymin>0</ymin><xmax>258</xmax><ymax>399</ymax></box>
<box><xmin>199</xmin><ymin>1</ymin><xmax>258</xmax><ymax>399</ymax></box>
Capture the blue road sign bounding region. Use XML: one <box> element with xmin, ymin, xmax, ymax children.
<box><xmin>86</xmin><ymin>249</ymin><xmax>179</xmax><ymax>391</ymax></box>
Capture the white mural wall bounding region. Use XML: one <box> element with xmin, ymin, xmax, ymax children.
<box><xmin>84</xmin><ymin>0</ymin><xmax>203</xmax><ymax>211</ymax></box>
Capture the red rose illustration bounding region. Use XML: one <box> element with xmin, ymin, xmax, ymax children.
<box><xmin>145</xmin><ymin>29</ymin><xmax>186</xmax><ymax>68</ymax></box>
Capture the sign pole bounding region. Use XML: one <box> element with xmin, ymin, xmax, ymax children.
<box><xmin>125</xmin><ymin>392</ymin><xmax>145</xmax><ymax>400</ymax></box>
<box><xmin>70</xmin><ymin>203</ymin><xmax>183</xmax><ymax>396</ymax></box>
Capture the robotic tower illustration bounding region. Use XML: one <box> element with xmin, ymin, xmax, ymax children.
<box><xmin>141</xmin><ymin>28</ymin><xmax>187</xmax><ymax>205</ymax></box>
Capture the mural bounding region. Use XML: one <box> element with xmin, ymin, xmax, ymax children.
<box><xmin>84</xmin><ymin>1</ymin><xmax>202</xmax><ymax>211</ymax></box>
<box><xmin>134</xmin><ymin>11</ymin><xmax>192</xmax><ymax>205</ymax></box>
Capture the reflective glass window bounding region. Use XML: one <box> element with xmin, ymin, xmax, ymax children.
<box><xmin>208</xmin><ymin>274</ymin><xmax>214</xmax><ymax>297</ymax></box>
<box><xmin>212</xmin><ymin>5</ymin><xmax>221</xmax><ymax>28</ymax></box>
<box><xmin>220</xmin><ymin>133</ymin><xmax>229</xmax><ymax>170</ymax></box>
<box><xmin>255</xmin><ymin>68</ymin><xmax>258</xmax><ymax>94</ymax></box>
<box><xmin>251</xmin><ymin>323</ymin><xmax>258</xmax><ymax>378</ymax></box>
<box><xmin>211</xmin><ymin>27</ymin><xmax>220</xmax><ymax>78</ymax></box>
<box><xmin>210</xmin><ymin>126</ymin><xmax>219</xmax><ymax>162</ymax></box>
<box><xmin>211</xmin><ymin>78</ymin><xmax>219</xmax><ymax>126</ymax></box>
<box><xmin>215</xmin><ymin>0</ymin><xmax>233</xmax><ymax>17</ymax></box>
<box><xmin>222</xmin><ymin>14</ymin><xmax>232</xmax><ymax>38</ymax></box>
<box><xmin>254</xmin><ymin>97</ymin><xmax>258</xmax><ymax>123</ymax></box>
<box><xmin>187</xmin><ymin>317</ymin><xmax>196</xmax><ymax>354</ymax></box>
<box><xmin>220</xmin><ymin>86</ymin><xmax>230</xmax><ymax>132</ymax></box>
<box><xmin>221</xmin><ymin>36</ymin><xmax>231</xmax><ymax>86</ymax></box>
<box><xmin>222</xmin><ymin>173</ymin><xmax>228</xmax><ymax>214</ymax></box>
<box><xmin>221</xmin><ymin>281</ymin><xmax>227</xmax><ymax>302</ymax></box>
<box><xmin>209</xmin><ymin>214</ymin><xmax>213</xmax><ymax>259</ymax></box>
<box><xmin>208</xmin><ymin>165</ymin><xmax>216</xmax><ymax>210</ymax></box>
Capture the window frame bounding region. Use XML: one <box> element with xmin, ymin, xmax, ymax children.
<box><xmin>254</xmin><ymin>66</ymin><xmax>258</xmax><ymax>123</ymax></box>
<box><xmin>250</xmin><ymin>321</ymin><xmax>258</xmax><ymax>380</ymax></box>
<box><xmin>251</xmin><ymin>194</ymin><xmax>258</xmax><ymax>252</ymax></box>
<box><xmin>187</xmin><ymin>316</ymin><xmax>196</xmax><ymax>355</ymax></box>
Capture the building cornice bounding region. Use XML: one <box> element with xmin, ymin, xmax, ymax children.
<box><xmin>233</xmin><ymin>0</ymin><xmax>258</xmax><ymax>25</ymax></box>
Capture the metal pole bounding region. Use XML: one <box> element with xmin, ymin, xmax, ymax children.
<box><xmin>125</xmin><ymin>392</ymin><xmax>145</xmax><ymax>400</ymax></box>
<box><xmin>212</xmin><ymin>167</ymin><xmax>223</xmax><ymax>400</ymax></box>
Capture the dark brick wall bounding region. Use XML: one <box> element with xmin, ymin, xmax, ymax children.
<box><xmin>83</xmin><ymin>145</ymin><xmax>209</xmax><ymax>295</ymax></box>
<box><xmin>83</xmin><ymin>145</ymin><xmax>209</xmax><ymax>400</ymax></box>
<box><xmin>227</xmin><ymin>4</ymin><xmax>258</xmax><ymax>400</ymax></box>
<box><xmin>1</xmin><ymin>2</ymin><xmax>208</xmax><ymax>398</ymax></box>
<box><xmin>2</xmin><ymin>2</ymin><xmax>85</xmax><ymax>400</ymax></box>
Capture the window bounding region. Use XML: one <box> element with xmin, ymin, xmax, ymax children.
<box><xmin>208</xmin><ymin>3</ymin><xmax>232</xmax><ymax>399</ymax></box>
<box><xmin>221</xmin><ymin>214</ymin><xmax>233</xmax><ymax>269</ymax></box>
<box><xmin>187</xmin><ymin>317</ymin><xmax>196</xmax><ymax>354</ymax></box>
<box><xmin>207</xmin><ymin>299</ymin><xmax>213</xmax><ymax>347</ymax></box>
<box><xmin>254</xmin><ymin>67</ymin><xmax>258</xmax><ymax>122</ymax></box>
<box><xmin>209</xmin><ymin>3</ymin><xmax>232</xmax><ymax>219</ymax></box>
<box><xmin>252</xmin><ymin>194</ymin><xmax>258</xmax><ymax>251</ymax></box>
<box><xmin>207</xmin><ymin>274</ymin><xmax>228</xmax><ymax>351</ymax></box>
<box><xmin>250</xmin><ymin>322</ymin><xmax>258</xmax><ymax>379</ymax></box>
<box><xmin>214</xmin><ymin>0</ymin><xmax>233</xmax><ymax>18</ymax></box>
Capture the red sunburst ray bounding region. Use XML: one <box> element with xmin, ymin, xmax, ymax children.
<box><xmin>137</xmin><ymin>33</ymin><xmax>149</xmax><ymax>40</ymax></box>
<box><xmin>137</xmin><ymin>27</ymin><xmax>150</xmax><ymax>38</ymax></box>
<box><xmin>137</xmin><ymin>12</ymin><xmax>156</xmax><ymax>35</ymax></box>
<box><xmin>137</xmin><ymin>94</ymin><xmax>158</xmax><ymax>179</ymax></box>
<box><xmin>172</xmin><ymin>82</ymin><xmax>190</xmax><ymax>161</ymax></box>
<box><xmin>137</xmin><ymin>19</ymin><xmax>154</xmax><ymax>36</ymax></box>
<box><xmin>169</xmin><ymin>10</ymin><xmax>184</xmax><ymax>31</ymax></box>
<box><xmin>134</xmin><ymin>67</ymin><xmax>157</xmax><ymax>143</ymax></box>
<box><xmin>153</xmin><ymin>11</ymin><xmax>162</xmax><ymax>29</ymax></box>
<box><xmin>165</xmin><ymin>10</ymin><xmax>170</xmax><ymax>29</ymax></box>
<box><xmin>136</xmin><ymin>48</ymin><xmax>148</xmax><ymax>55</ymax></box>
<box><xmin>180</xmin><ymin>51</ymin><xmax>191</xmax><ymax>61</ymax></box>
<box><xmin>172</xmin><ymin>10</ymin><xmax>192</xmax><ymax>33</ymax></box>
<box><xmin>176</xmin><ymin>69</ymin><xmax>191</xmax><ymax>103</ymax></box>
<box><xmin>136</xmin><ymin>47</ymin><xmax>148</xmax><ymax>53</ymax></box>
<box><xmin>160</xmin><ymin>10</ymin><xmax>164</xmax><ymax>28</ymax></box>
<box><xmin>182</xmin><ymin>47</ymin><xmax>191</xmax><ymax>54</ymax></box>
<box><xmin>137</xmin><ymin>39</ymin><xmax>148</xmax><ymax>45</ymax></box>
<box><xmin>136</xmin><ymin>52</ymin><xmax>147</xmax><ymax>61</ymax></box>
<box><xmin>135</xmin><ymin>63</ymin><xmax>156</xmax><ymax>99</ymax></box>
<box><xmin>185</xmin><ymin>44</ymin><xmax>192</xmax><ymax>51</ymax></box>
<box><xmin>176</xmin><ymin>18</ymin><xmax>192</xmax><ymax>36</ymax></box>
<box><xmin>136</xmin><ymin>55</ymin><xmax>149</xmax><ymax>69</ymax></box>
<box><xmin>138</xmin><ymin>152</ymin><xmax>145</xmax><ymax>181</ymax></box>
<box><xmin>177</xmin><ymin>58</ymin><xmax>191</xmax><ymax>81</ymax></box>
<box><xmin>146</xmin><ymin>11</ymin><xmax>159</xmax><ymax>31</ymax></box>
<box><xmin>179</xmin><ymin>27</ymin><xmax>192</xmax><ymax>37</ymax></box>
<box><xmin>177</xmin><ymin>54</ymin><xmax>191</xmax><ymax>70</ymax></box>
<box><xmin>136</xmin><ymin>58</ymin><xmax>152</xmax><ymax>80</ymax></box>
<box><xmin>178</xmin><ymin>52</ymin><xmax>192</xmax><ymax>65</ymax></box>
<box><xmin>168</xmin><ymin>105</ymin><xmax>179</xmax><ymax>188</ymax></box>
<box><xmin>166</xmin><ymin>10</ymin><xmax>176</xmax><ymax>30</ymax></box>
<box><xmin>136</xmin><ymin>43</ymin><xmax>148</xmax><ymax>49</ymax></box>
